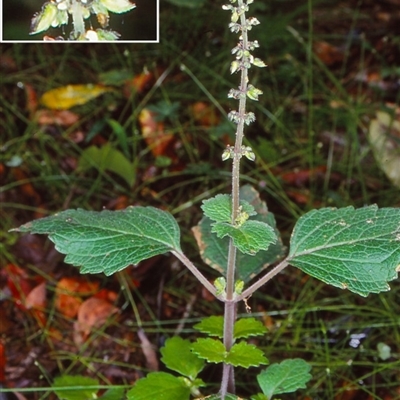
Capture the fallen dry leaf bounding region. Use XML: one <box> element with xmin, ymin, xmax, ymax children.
<box><xmin>35</xmin><ymin>109</ymin><xmax>80</xmax><ymax>127</ymax></box>
<box><xmin>40</xmin><ymin>84</ymin><xmax>114</xmax><ymax>110</ymax></box>
<box><xmin>74</xmin><ymin>297</ymin><xmax>119</xmax><ymax>345</ymax></box>
<box><xmin>138</xmin><ymin>108</ymin><xmax>175</xmax><ymax>157</ymax></box>
<box><xmin>25</xmin><ymin>281</ymin><xmax>46</xmax><ymax>310</ymax></box>
<box><xmin>55</xmin><ymin>277</ymin><xmax>99</xmax><ymax>319</ymax></box>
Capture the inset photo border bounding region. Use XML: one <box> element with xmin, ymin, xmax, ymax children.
<box><xmin>1</xmin><ymin>0</ymin><xmax>159</xmax><ymax>42</ymax></box>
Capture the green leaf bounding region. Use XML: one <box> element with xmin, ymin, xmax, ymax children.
<box><xmin>201</xmin><ymin>194</ymin><xmax>255</xmax><ymax>223</ymax></box>
<box><xmin>161</xmin><ymin>337</ymin><xmax>205</xmax><ymax>380</ymax></box>
<box><xmin>256</xmin><ymin>359</ymin><xmax>312</xmax><ymax>399</ymax></box>
<box><xmin>12</xmin><ymin>206</ymin><xmax>181</xmax><ymax>276</ymax></box>
<box><xmin>212</xmin><ymin>220</ymin><xmax>276</xmax><ymax>255</ymax></box>
<box><xmin>190</xmin><ymin>338</ymin><xmax>267</xmax><ymax>368</ymax></box>
<box><xmin>288</xmin><ymin>205</ymin><xmax>400</xmax><ymax>296</ymax></box>
<box><xmin>191</xmin><ymin>338</ymin><xmax>226</xmax><ymax>363</ymax></box>
<box><xmin>234</xmin><ymin>318</ymin><xmax>267</xmax><ymax>339</ymax></box>
<box><xmin>79</xmin><ymin>143</ymin><xmax>135</xmax><ymax>187</ymax></box>
<box><xmin>127</xmin><ymin>372</ymin><xmax>190</xmax><ymax>400</ymax></box>
<box><xmin>225</xmin><ymin>341</ymin><xmax>268</xmax><ymax>368</ymax></box>
<box><xmin>52</xmin><ymin>375</ymin><xmax>98</xmax><ymax>400</ymax></box>
<box><xmin>193</xmin><ymin>316</ymin><xmax>224</xmax><ymax>338</ymax></box>
<box><xmin>193</xmin><ymin>186</ymin><xmax>285</xmax><ymax>282</ymax></box>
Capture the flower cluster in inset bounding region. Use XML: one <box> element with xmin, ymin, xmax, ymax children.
<box><xmin>30</xmin><ymin>0</ymin><xmax>135</xmax><ymax>41</ymax></box>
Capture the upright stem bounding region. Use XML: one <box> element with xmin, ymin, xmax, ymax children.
<box><xmin>220</xmin><ymin>0</ymin><xmax>252</xmax><ymax>397</ymax></box>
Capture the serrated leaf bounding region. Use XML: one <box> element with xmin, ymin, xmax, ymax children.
<box><xmin>256</xmin><ymin>359</ymin><xmax>312</xmax><ymax>399</ymax></box>
<box><xmin>234</xmin><ymin>318</ymin><xmax>267</xmax><ymax>339</ymax></box>
<box><xmin>191</xmin><ymin>338</ymin><xmax>227</xmax><ymax>363</ymax></box>
<box><xmin>225</xmin><ymin>341</ymin><xmax>268</xmax><ymax>368</ymax></box>
<box><xmin>161</xmin><ymin>337</ymin><xmax>205</xmax><ymax>380</ymax></box>
<box><xmin>40</xmin><ymin>84</ymin><xmax>114</xmax><ymax>110</ymax></box>
<box><xmin>193</xmin><ymin>316</ymin><xmax>224</xmax><ymax>338</ymax></box>
<box><xmin>201</xmin><ymin>194</ymin><xmax>255</xmax><ymax>223</ymax></box>
<box><xmin>212</xmin><ymin>220</ymin><xmax>276</xmax><ymax>255</ymax></box>
<box><xmin>193</xmin><ymin>185</ymin><xmax>285</xmax><ymax>282</ymax></box>
<box><xmin>127</xmin><ymin>372</ymin><xmax>190</xmax><ymax>400</ymax></box>
<box><xmin>191</xmin><ymin>338</ymin><xmax>267</xmax><ymax>368</ymax></box>
<box><xmin>12</xmin><ymin>207</ymin><xmax>181</xmax><ymax>276</ymax></box>
<box><xmin>79</xmin><ymin>143</ymin><xmax>135</xmax><ymax>187</ymax></box>
<box><xmin>288</xmin><ymin>205</ymin><xmax>400</xmax><ymax>296</ymax></box>
<box><xmin>52</xmin><ymin>375</ymin><xmax>98</xmax><ymax>400</ymax></box>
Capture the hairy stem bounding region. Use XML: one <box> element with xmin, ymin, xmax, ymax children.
<box><xmin>220</xmin><ymin>0</ymin><xmax>251</xmax><ymax>396</ymax></box>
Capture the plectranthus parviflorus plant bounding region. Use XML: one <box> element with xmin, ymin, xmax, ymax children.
<box><xmin>12</xmin><ymin>0</ymin><xmax>400</xmax><ymax>398</ymax></box>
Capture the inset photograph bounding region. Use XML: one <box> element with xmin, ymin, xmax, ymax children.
<box><xmin>2</xmin><ymin>0</ymin><xmax>158</xmax><ymax>42</ymax></box>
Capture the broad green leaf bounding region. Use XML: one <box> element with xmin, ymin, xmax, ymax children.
<box><xmin>288</xmin><ymin>205</ymin><xmax>400</xmax><ymax>296</ymax></box>
<box><xmin>40</xmin><ymin>84</ymin><xmax>114</xmax><ymax>110</ymax></box>
<box><xmin>191</xmin><ymin>338</ymin><xmax>267</xmax><ymax>368</ymax></box>
<box><xmin>225</xmin><ymin>341</ymin><xmax>268</xmax><ymax>368</ymax></box>
<box><xmin>201</xmin><ymin>194</ymin><xmax>255</xmax><ymax>223</ymax></box>
<box><xmin>256</xmin><ymin>359</ymin><xmax>312</xmax><ymax>399</ymax></box>
<box><xmin>161</xmin><ymin>337</ymin><xmax>205</xmax><ymax>380</ymax></box>
<box><xmin>212</xmin><ymin>220</ymin><xmax>276</xmax><ymax>255</ymax></box>
<box><xmin>193</xmin><ymin>315</ymin><xmax>224</xmax><ymax>338</ymax></box>
<box><xmin>193</xmin><ymin>185</ymin><xmax>285</xmax><ymax>282</ymax></box>
<box><xmin>234</xmin><ymin>318</ymin><xmax>267</xmax><ymax>339</ymax></box>
<box><xmin>100</xmin><ymin>0</ymin><xmax>136</xmax><ymax>13</ymax></box>
<box><xmin>79</xmin><ymin>143</ymin><xmax>135</xmax><ymax>187</ymax></box>
<box><xmin>52</xmin><ymin>375</ymin><xmax>98</xmax><ymax>400</ymax></box>
<box><xmin>127</xmin><ymin>372</ymin><xmax>190</xmax><ymax>400</ymax></box>
<box><xmin>368</xmin><ymin>111</ymin><xmax>400</xmax><ymax>188</ymax></box>
<box><xmin>12</xmin><ymin>206</ymin><xmax>181</xmax><ymax>276</ymax></box>
<box><xmin>191</xmin><ymin>338</ymin><xmax>226</xmax><ymax>363</ymax></box>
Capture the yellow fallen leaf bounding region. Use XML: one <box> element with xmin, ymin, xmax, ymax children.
<box><xmin>40</xmin><ymin>84</ymin><xmax>114</xmax><ymax>110</ymax></box>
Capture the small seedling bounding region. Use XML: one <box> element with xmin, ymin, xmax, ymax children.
<box><xmin>30</xmin><ymin>0</ymin><xmax>136</xmax><ymax>41</ymax></box>
<box><xmin>12</xmin><ymin>0</ymin><xmax>400</xmax><ymax>398</ymax></box>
